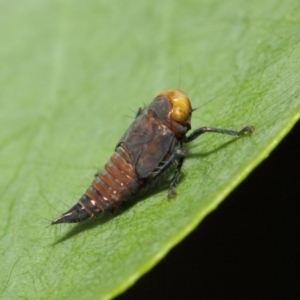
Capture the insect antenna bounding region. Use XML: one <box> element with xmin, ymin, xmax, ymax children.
<box><xmin>178</xmin><ymin>58</ymin><xmax>182</xmax><ymax>89</ymax></box>
<box><xmin>194</xmin><ymin>93</ymin><xmax>226</xmax><ymax>110</ymax></box>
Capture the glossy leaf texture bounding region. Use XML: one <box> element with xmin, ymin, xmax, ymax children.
<box><xmin>0</xmin><ymin>1</ymin><xmax>299</xmax><ymax>299</ymax></box>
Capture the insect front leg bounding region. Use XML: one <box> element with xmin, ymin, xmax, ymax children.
<box><xmin>183</xmin><ymin>125</ymin><xmax>255</xmax><ymax>143</ymax></box>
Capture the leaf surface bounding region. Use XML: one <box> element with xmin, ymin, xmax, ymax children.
<box><xmin>0</xmin><ymin>1</ymin><xmax>299</xmax><ymax>299</ymax></box>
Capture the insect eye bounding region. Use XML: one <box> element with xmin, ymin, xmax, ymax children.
<box><xmin>172</xmin><ymin>98</ymin><xmax>190</xmax><ymax>121</ymax></box>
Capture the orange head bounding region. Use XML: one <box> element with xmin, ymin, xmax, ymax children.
<box><xmin>149</xmin><ymin>89</ymin><xmax>193</xmax><ymax>136</ymax></box>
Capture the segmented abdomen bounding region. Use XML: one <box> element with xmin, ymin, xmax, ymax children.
<box><xmin>79</xmin><ymin>145</ymin><xmax>143</xmax><ymax>217</ymax></box>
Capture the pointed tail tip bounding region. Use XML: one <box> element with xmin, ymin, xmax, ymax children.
<box><xmin>51</xmin><ymin>203</ymin><xmax>91</xmax><ymax>225</ymax></box>
<box><xmin>50</xmin><ymin>216</ymin><xmax>67</xmax><ymax>225</ymax></box>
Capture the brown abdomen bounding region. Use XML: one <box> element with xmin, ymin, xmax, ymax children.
<box><xmin>79</xmin><ymin>145</ymin><xmax>143</xmax><ymax>216</ymax></box>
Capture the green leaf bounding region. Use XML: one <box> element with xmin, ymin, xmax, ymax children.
<box><xmin>0</xmin><ymin>0</ymin><xmax>299</xmax><ymax>299</ymax></box>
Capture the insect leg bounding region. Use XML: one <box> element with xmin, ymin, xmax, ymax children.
<box><xmin>167</xmin><ymin>148</ymin><xmax>186</xmax><ymax>199</ymax></box>
<box><xmin>184</xmin><ymin>125</ymin><xmax>255</xmax><ymax>143</ymax></box>
<box><xmin>148</xmin><ymin>148</ymin><xmax>187</xmax><ymax>199</ymax></box>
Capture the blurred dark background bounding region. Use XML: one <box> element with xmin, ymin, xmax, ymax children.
<box><xmin>117</xmin><ymin>121</ymin><xmax>300</xmax><ymax>299</ymax></box>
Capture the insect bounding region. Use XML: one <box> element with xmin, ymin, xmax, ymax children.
<box><xmin>51</xmin><ymin>89</ymin><xmax>255</xmax><ymax>225</ymax></box>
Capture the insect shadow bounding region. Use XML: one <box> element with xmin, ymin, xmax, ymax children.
<box><xmin>52</xmin><ymin>135</ymin><xmax>243</xmax><ymax>245</ymax></box>
<box><xmin>51</xmin><ymin>176</ymin><xmax>180</xmax><ymax>245</ymax></box>
<box><xmin>187</xmin><ymin>134</ymin><xmax>246</xmax><ymax>159</ymax></box>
